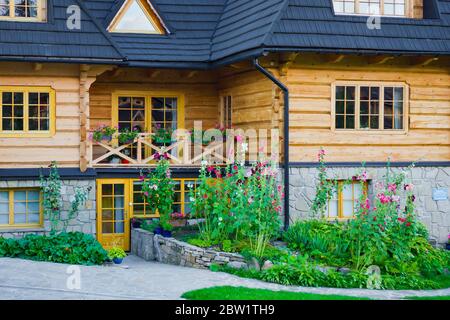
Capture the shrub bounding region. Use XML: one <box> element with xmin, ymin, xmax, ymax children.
<box><xmin>141</xmin><ymin>160</ymin><xmax>174</xmax><ymax>229</ymax></box>
<box><xmin>0</xmin><ymin>232</ymin><xmax>107</xmax><ymax>265</ymax></box>
<box><xmin>191</xmin><ymin>151</ymin><xmax>282</xmax><ymax>259</ymax></box>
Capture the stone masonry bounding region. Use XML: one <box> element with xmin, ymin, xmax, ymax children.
<box><xmin>131</xmin><ymin>228</ymin><xmax>246</xmax><ymax>269</ymax></box>
<box><xmin>0</xmin><ymin>179</ymin><xmax>96</xmax><ymax>239</ymax></box>
<box><xmin>289</xmin><ymin>166</ymin><xmax>450</xmax><ymax>246</ymax></box>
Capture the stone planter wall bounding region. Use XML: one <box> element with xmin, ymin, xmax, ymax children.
<box><xmin>131</xmin><ymin>228</ymin><xmax>245</xmax><ymax>269</ymax></box>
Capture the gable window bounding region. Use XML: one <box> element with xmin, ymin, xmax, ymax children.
<box><xmin>0</xmin><ymin>87</ymin><xmax>55</xmax><ymax>137</ymax></box>
<box><xmin>221</xmin><ymin>96</ymin><xmax>232</xmax><ymax>128</ymax></box>
<box><xmin>333</xmin><ymin>83</ymin><xmax>407</xmax><ymax>131</ymax></box>
<box><xmin>327</xmin><ymin>181</ymin><xmax>367</xmax><ymax>219</ymax></box>
<box><xmin>0</xmin><ymin>0</ymin><xmax>46</xmax><ymax>21</ymax></box>
<box><xmin>108</xmin><ymin>0</ymin><xmax>166</xmax><ymax>34</ymax></box>
<box><xmin>333</xmin><ymin>0</ymin><xmax>408</xmax><ymax>17</ymax></box>
<box><xmin>0</xmin><ymin>189</ymin><xmax>43</xmax><ymax>228</ymax></box>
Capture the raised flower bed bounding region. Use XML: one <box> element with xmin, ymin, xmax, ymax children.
<box><xmin>131</xmin><ymin>228</ymin><xmax>245</xmax><ymax>269</ymax></box>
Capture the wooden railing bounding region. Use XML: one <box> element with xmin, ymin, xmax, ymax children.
<box><xmin>89</xmin><ymin>133</ymin><xmax>232</xmax><ymax>167</ymax></box>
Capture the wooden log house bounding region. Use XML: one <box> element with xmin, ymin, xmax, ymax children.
<box><xmin>0</xmin><ymin>0</ymin><xmax>448</xmax><ymax>249</ymax></box>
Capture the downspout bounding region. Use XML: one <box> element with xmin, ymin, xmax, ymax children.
<box><xmin>253</xmin><ymin>58</ymin><xmax>290</xmax><ymax>230</ymax></box>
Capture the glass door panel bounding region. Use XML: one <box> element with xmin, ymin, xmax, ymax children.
<box><xmin>97</xmin><ymin>180</ymin><xmax>130</xmax><ymax>251</ymax></box>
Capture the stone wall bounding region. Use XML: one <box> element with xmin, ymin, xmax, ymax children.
<box><xmin>131</xmin><ymin>228</ymin><xmax>246</xmax><ymax>269</ymax></box>
<box><xmin>0</xmin><ymin>179</ymin><xmax>96</xmax><ymax>238</ymax></box>
<box><xmin>289</xmin><ymin>166</ymin><xmax>450</xmax><ymax>246</ymax></box>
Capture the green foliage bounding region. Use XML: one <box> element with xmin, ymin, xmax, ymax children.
<box><xmin>310</xmin><ymin>148</ymin><xmax>337</xmax><ymax>218</ymax></box>
<box><xmin>141</xmin><ymin>219</ymin><xmax>160</xmax><ymax>233</ymax></box>
<box><xmin>284</xmin><ymin>220</ymin><xmax>350</xmax><ymax>267</ymax></box>
<box><xmin>40</xmin><ymin>162</ymin><xmax>91</xmax><ymax>234</ymax></box>
<box><xmin>118</xmin><ymin>127</ymin><xmax>140</xmax><ymax>144</ymax></box>
<box><xmin>141</xmin><ymin>160</ymin><xmax>174</xmax><ymax>230</ymax></box>
<box><xmin>182</xmin><ymin>286</ymin><xmax>369</xmax><ymax>300</ymax></box>
<box><xmin>191</xmin><ymin>156</ymin><xmax>282</xmax><ymax>259</ymax></box>
<box><xmin>219</xmin><ymin>261</ymin><xmax>448</xmax><ymax>290</ymax></box>
<box><xmin>92</xmin><ymin>125</ymin><xmax>117</xmax><ymax>142</ymax></box>
<box><xmin>40</xmin><ymin>161</ymin><xmax>62</xmax><ymax>233</ymax></box>
<box><xmin>0</xmin><ymin>232</ymin><xmax>107</xmax><ymax>265</ymax></box>
<box><xmin>108</xmin><ymin>247</ymin><xmax>127</xmax><ymax>259</ymax></box>
<box><xmin>221</xmin><ymin>239</ymin><xmax>232</xmax><ymax>253</ymax></box>
<box><xmin>187</xmin><ymin>238</ymin><xmax>212</xmax><ymax>248</ymax></box>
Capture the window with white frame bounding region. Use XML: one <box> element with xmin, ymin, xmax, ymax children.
<box><xmin>334</xmin><ymin>83</ymin><xmax>406</xmax><ymax>131</ymax></box>
<box><xmin>333</xmin><ymin>0</ymin><xmax>408</xmax><ymax>17</ymax></box>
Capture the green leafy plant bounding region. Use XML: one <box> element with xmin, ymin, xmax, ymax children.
<box><xmin>191</xmin><ymin>146</ymin><xmax>282</xmax><ymax>259</ymax></box>
<box><xmin>0</xmin><ymin>232</ymin><xmax>107</xmax><ymax>265</ymax></box>
<box><xmin>153</xmin><ymin>124</ymin><xmax>174</xmax><ymax>144</ymax></box>
<box><xmin>92</xmin><ymin>125</ymin><xmax>117</xmax><ymax>142</ymax></box>
<box><xmin>40</xmin><ymin>161</ymin><xmax>62</xmax><ymax>233</ymax></box>
<box><xmin>141</xmin><ymin>160</ymin><xmax>174</xmax><ymax>231</ymax></box>
<box><xmin>40</xmin><ymin>162</ymin><xmax>91</xmax><ymax>234</ymax></box>
<box><xmin>108</xmin><ymin>247</ymin><xmax>127</xmax><ymax>260</ymax></box>
<box><xmin>118</xmin><ymin>127</ymin><xmax>140</xmax><ymax>144</ymax></box>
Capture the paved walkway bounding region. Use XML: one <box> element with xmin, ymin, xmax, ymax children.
<box><xmin>0</xmin><ymin>256</ymin><xmax>449</xmax><ymax>300</ymax></box>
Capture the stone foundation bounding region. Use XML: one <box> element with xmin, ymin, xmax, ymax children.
<box><xmin>289</xmin><ymin>165</ymin><xmax>450</xmax><ymax>246</ymax></box>
<box><xmin>0</xmin><ymin>179</ymin><xmax>96</xmax><ymax>238</ymax></box>
<box><xmin>131</xmin><ymin>228</ymin><xmax>245</xmax><ymax>269</ymax></box>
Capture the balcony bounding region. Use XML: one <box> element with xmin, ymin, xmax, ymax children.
<box><xmin>89</xmin><ymin>132</ymin><xmax>233</xmax><ymax>168</ymax></box>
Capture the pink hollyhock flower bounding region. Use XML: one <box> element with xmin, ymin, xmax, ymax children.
<box><xmin>404</xmin><ymin>184</ymin><xmax>414</xmax><ymax>192</ymax></box>
<box><xmin>388</xmin><ymin>184</ymin><xmax>397</xmax><ymax>193</ymax></box>
<box><xmin>391</xmin><ymin>195</ymin><xmax>401</xmax><ymax>203</ymax></box>
<box><xmin>144</xmin><ymin>191</ymin><xmax>149</xmax><ymax>197</ymax></box>
<box><xmin>236</xmin><ymin>135</ymin><xmax>243</xmax><ymax>143</ymax></box>
<box><xmin>377</xmin><ymin>193</ymin><xmax>391</xmax><ymax>204</ymax></box>
<box><xmin>139</xmin><ymin>175</ymin><xmax>145</xmax><ymax>181</ymax></box>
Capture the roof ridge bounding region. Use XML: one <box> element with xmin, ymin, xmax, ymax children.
<box><xmin>208</xmin><ymin>0</ymin><xmax>231</xmax><ymax>61</ymax></box>
<box><xmin>260</xmin><ymin>0</ymin><xmax>289</xmax><ymax>48</ymax></box>
<box><xmin>75</xmin><ymin>0</ymin><xmax>127</xmax><ymax>61</ymax></box>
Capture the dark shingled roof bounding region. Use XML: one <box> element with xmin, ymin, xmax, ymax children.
<box><xmin>0</xmin><ymin>0</ymin><xmax>124</xmax><ymax>63</ymax></box>
<box><xmin>0</xmin><ymin>0</ymin><xmax>449</xmax><ymax>67</ymax></box>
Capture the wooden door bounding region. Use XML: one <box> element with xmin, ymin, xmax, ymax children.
<box><xmin>96</xmin><ymin>179</ymin><xmax>131</xmax><ymax>251</ymax></box>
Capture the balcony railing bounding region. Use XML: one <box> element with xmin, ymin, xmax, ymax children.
<box><xmin>89</xmin><ymin>133</ymin><xmax>232</xmax><ymax>167</ymax></box>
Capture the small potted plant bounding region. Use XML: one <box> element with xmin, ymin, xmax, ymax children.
<box><xmin>170</xmin><ymin>212</ymin><xmax>189</xmax><ymax>227</ymax></box>
<box><xmin>446</xmin><ymin>234</ymin><xmax>450</xmax><ymax>250</ymax></box>
<box><xmin>153</xmin><ymin>125</ymin><xmax>174</xmax><ymax>145</ymax></box>
<box><xmin>161</xmin><ymin>220</ymin><xmax>174</xmax><ymax>238</ymax></box>
<box><xmin>92</xmin><ymin>125</ymin><xmax>117</xmax><ymax>143</ymax></box>
<box><xmin>131</xmin><ymin>218</ymin><xmax>142</xmax><ymax>229</ymax></box>
<box><xmin>108</xmin><ymin>247</ymin><xmax>127</xmax><ymax>264</ymax></box>
<box><xmin>118</xmin><ymin>127</ymin><xmax>140</xmax><ymax>145</ymax></box>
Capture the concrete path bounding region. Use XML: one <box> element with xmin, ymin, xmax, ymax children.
<box><xmin>0</xmin><ymin>256</ymin><xmax>449</xmax><ymax>300</ymax></box>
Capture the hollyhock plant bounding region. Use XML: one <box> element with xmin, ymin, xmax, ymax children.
<box><xmin>191</xmin><ymin>148</ymin><xmax>281</xmax><ymax>258</ymax></box>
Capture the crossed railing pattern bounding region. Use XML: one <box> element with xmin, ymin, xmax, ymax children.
<box><xmin>89</xmin><ymin>133</ymin><xmax>231</xmax><ymax>167</ymax></box>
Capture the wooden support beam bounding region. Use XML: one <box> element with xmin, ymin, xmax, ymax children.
<box><xmin>279</xmin><ymin>53</ymin><xmax>299</xmax><ymax>76</ymax></box>
<box><xmin>323</xmin><ymin>54</ymin><xmax>345</xmax><ymax>64</ymax></box>
<box><xmin>412</xmin><ymin>56</ymin><xmax>439</xmax><ymax>66</ymax></box>
<box><xmin>368</xmin><ymin>56</ymin><xmax>394</xmax><ymax>65</ymax></box>
<box><xmin>147</xmin><ymin>69</ymin><xmax>161</xmax><ymax>78</ymax></box>
<box><xmin>187</xmin><ymin>70</ymin><xmax>198</xmax><ymax>78</ymax></box>
<box><xmin>33</xmin><ymin>63</ymin><xmax>43</xmax><ymax>71</ymax></box>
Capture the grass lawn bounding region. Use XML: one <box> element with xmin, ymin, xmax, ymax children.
<box><xmin>406</xmin><ymin>295</ymin><xmax>450</xmax><ymax>300</ymax></box>
<box><xmin>181</xmin><ymin>286</ymin><xmax>370</xmax><ymax>300</ymax></box>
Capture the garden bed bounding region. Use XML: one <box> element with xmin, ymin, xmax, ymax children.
<box><xmin>131</xmin><ymin>228</ymin><xmax>246</xmax><ymax>269</ymax></box>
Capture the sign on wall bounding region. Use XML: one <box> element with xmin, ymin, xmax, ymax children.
<box><xmin>432</xmin><ymin>188</ymin><xmax>449</xmax><ymax>201</ymax></box>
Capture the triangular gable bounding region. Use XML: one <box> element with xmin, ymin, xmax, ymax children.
<box><xmin>108</xmin><ymin>0</ymin><xmax>167</xmax><ymax>34</ymax></box>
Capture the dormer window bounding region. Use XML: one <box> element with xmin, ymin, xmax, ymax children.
<box><xmin>332</xmin><ymin>0</ymin><xmax>417</xmax><ymax>18</ymax></box>
<box><xmin>108</xmin><ymin>0</ymin><xmax>167</xmax><ymax>34</ymax></box>
<box><xmin>0</xmin><ymin>0</ymin><xmax>46</xmax><ymax>21</ymax></box>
